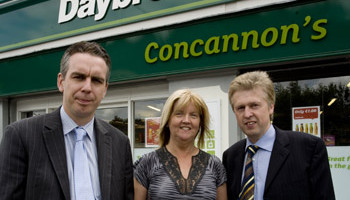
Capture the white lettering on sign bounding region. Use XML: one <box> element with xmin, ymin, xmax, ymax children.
<box><xmin>58</xmin><ymin>0</ymin><xmax>142</xmax><ymax>24</ymax></box>
<box><xmin>295</xmin><ymin>110</ymin><xmax>304</xmax><ymax>114</ymax></box>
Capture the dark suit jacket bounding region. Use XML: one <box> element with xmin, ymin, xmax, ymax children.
<box><xmin>222</xmin><ymin>126</ymin><xmax>335</xmax><ymax>200</ymax></box>
<box><xmin>0</xmin><ymin>108</ymin><xmax>134</xmax><ymax>200</ymax></box>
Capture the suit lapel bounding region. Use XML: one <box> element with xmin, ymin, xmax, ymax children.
<box><xmin>95</xmin><ymin>119</ymin><xmax>112</xmax><ymax>200</ymax></box>
<box><xmin>42</xmin><ymin>108</ymin><xmax>70</xmax><ymax>200</ymax></box>
<box><xmin>264</xmin><ymin>126</ymin><xmax>290</xmax><ymax>193</ymax></box>
<box><xmin>233</xmin><ymin>141</ymin><xmax>246</xmax><ymax>196</ymax></box>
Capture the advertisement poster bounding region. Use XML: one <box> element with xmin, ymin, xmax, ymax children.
<box><xmin>145</xmin><ymin>117</ymin><xmax>161</xmax><ymax>147</ymax></box>
<box><xmin>202</xmin><ymin>100</ymin><xmax>221</xmax><ymax>158</ymax></box>
<box><xmin>326</xmin><ymin>146</ymin><xmax>350</xmax><ymax>200</ymax></box>
<box><xmin>292</xmin><ymin>106</ymin><xmax>321</xmax><ymax>137</ymax></box>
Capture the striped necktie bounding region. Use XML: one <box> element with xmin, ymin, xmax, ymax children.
<box><xmin>74</xmin><ymin>127</ymin><xmax>94</xmax><ymax>200</ymax></box>
<box><xmin>239</xmin><ymin>145</ymin><xmax>259</xmax><ymax>200</ymax></box>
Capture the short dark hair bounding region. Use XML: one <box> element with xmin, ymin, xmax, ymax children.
<box><xmin>60</xmin><ymin>41</ymin><xmax>111</xmax><ymax>83</ymax></box>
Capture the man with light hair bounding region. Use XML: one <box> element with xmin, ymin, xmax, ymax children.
<box><xmin>223</xmin><ymin>71</ymin><xmax>335</xmax><ymax>200</ymax></box>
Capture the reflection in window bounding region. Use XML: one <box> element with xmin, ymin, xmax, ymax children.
<box><xmin>20</xmin><ymin>109</ymin><xmax>46</xmax><ymax>119</ymax></box>
<box><xmin>274</xmin><ymin>76</ymin><xmax>350</xmax><ymax>146</ymax></box>
<box><xmin>48</xmin><ymin>108</ymin><xmax>58</xmax><ymax>113</ymax></box>
<box><xmin>134</xmin><ymin>99</ymin><xmax>166</xmax><ymax>148</ymax></box>
<box><xmin>95</xmin><ymin>107</ymin><xmax>128</xmax><ymax>135</ymax></box>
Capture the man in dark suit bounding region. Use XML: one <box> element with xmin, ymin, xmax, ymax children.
<box><xmin>222</xmin><ymin>71</ymin><xmax>335</xmax><ymax>200</ymax></box>
<box><xmin>0</xmin><ymin>41</ymin><xmax>134</xmax><ymax>200</ymax></box>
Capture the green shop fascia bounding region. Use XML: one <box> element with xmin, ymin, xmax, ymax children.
<box><xmin>0</xmin><ymin>0</ymin><xmax>349</xmax><ymax>97</ymax></box>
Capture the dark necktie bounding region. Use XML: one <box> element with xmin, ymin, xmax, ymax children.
<box><xmin>239</xmin><ymin>145</ymin><xmax>259</xmax><ymax>200</ymax></box>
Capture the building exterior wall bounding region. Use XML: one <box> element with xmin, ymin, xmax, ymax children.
<box><xmin>1</xmin><ymin>0</ymin><xmax>350</xmax><ymax>199</ymax></box>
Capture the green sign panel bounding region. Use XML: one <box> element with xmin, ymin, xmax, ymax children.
<box><xmin>0</xmin><ymin>0</ymin><xmax>231</xmax><ymax>52</ymax></box>
<box><xmin>0</xmin><ymin>0</ymin><xmax>350</xmax><ymax>97</ymax></box>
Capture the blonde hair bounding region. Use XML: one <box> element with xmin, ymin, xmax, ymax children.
<box><xmin>158</xmin><ymin>89</ymin><xmax>211</xmax><ymax>148</ymax></box>
<box><xmin>228</xmin><ymin>71</ymin><xmax>275</xmax><ymax>120</ymax></box>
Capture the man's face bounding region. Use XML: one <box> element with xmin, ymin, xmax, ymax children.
<box><xmin>231</xmin><ymin>87</ymin><xmax>274</xmax><ymax>143</ymax></box>
<box><xmin>57</xmin><ymin>53</ymin><xmax>108</xmax><ymax>125</ymax></box>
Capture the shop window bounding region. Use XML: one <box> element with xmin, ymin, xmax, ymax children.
<box><xmin>274</xmin><ymin>75</ymin><xmax>350</xmax><ymax>146</ymax></box>
<box><xmin>95</xmin><ymin>107</ymin><xmax>128</xmax><ymax>136</ymax></box>
<box><xmin>20</xmin><ymin>109</ymin><xmax>46</xmax><ymax>119</ymax></box>
<box><xmin>133</xmin><ymin>99</ymin><xmax>166</xmax><ymax>148</ymax></box>
<box><xmin>48</xmin><ymin>108</ymin><xmax>58</xmax><ymax>113</ymax></box>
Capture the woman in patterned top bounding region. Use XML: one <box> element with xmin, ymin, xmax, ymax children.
<box><xmin>134</xmin><ymin>89</ymin><xmax>227</xmax><ymax>200</ymax></box>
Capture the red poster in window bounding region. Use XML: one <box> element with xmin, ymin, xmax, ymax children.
<box><xmin>292</xmin><ymin>106</ymin><xmax>321</xmax><ymax>138</ymax></box>
<box><xmin>293</xmin><ymin>107</ymin><xmax>319</xmax><ymax>119</ymax></box>
<box><xmin>145</xmin><ymin>117</ymin><xmax>160</xmax><ymax>147</ymax></box>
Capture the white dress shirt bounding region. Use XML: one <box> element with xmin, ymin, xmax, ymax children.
<box><xmin>60</xmin><ymin>107</ymin><xmax>101</xmax><ymax>200</ymax></box>
<box><xmin>243</xmin><ymin>124</ymin><xmax>276</xmax><ymax>200</ymax></box>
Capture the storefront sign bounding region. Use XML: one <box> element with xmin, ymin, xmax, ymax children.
<box><xmin>0</xmin><ymin>0</ymin><xmax>231</xmax><ymax>52</ymax></box>
<box><xmin>58</xmin><ymin>0</ymin><xmax>142</xmax><ymax>23</ymax></box>
<box><xmin>1</xmin><ymin>0</ymin><xmax>350</xmax><ymax>97</ymax></box>
<box><xmin>144</xmin><ymin>16</ymin><xmax>327</xmax><ymax>64</ymax></box>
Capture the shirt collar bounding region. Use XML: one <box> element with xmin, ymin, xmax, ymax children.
<box><xmin>60</xmin><ymin>106</ymin><xmax>94</xmax><ymax>140</ymax></box>
<box><xmin>246</xmin><ymin>124</ymin><xmax>276</xmax><ymax>152</ymax></box>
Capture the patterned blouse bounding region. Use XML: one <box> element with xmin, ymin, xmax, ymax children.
<box><xmin>134</xmin><ymin>147</ymin><xmax>227</xmax><ymax>200</ymax></box>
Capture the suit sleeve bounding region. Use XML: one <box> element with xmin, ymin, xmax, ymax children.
<box><xmin>123</xmin><ymin>138</ymin><xmax>134</xmax><ymax>200</ymax></box>
<box><xmin>222</xmin><ymin>151</ymin><xmax>227</xmax><ymax>168</ymax></box>
<box><xmin>309</xmin><ymin>138</ymin><xmax>335</xmax><ymax>200</ymax></box>
<box><xmin>0</xmin><ymin>124</ymin><xmax>27</xmax><ymax>200</ymax></box>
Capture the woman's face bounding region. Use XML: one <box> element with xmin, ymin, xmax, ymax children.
<box><xmin>168</xmin><ymin>101</ymin><xmax>201</xmax><ymax>144</ymax></box>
